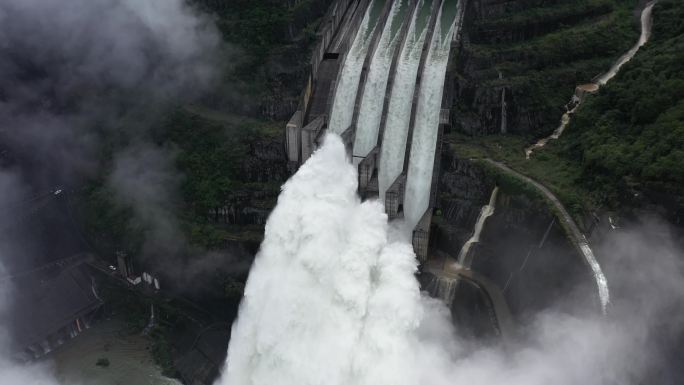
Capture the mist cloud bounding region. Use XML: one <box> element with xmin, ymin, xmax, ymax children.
<box><xmin>219</xmin><ymin>134</ymin><xmax>684</xmax><ymax>385</ymax></box>
<box><xmin>0</xmin><ymin>173</ymin><xmax>62</xmax><ymax>385</ymax></box>
<box><xmin>0</xmin><ymin>0</ymin><xmax>221</xmax><ymax>188</ymax></box>
<box><xmin>0</xmin><ymin>0</ymin><xmax>228</xmax><ymax>276</ymax></box>
<box><xmin>0</xmin><ymin>0</ymin><xmax>223</xmax><ymax>381</ymax></box>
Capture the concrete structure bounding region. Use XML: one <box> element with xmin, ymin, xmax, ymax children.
<box><xmin>347</xmin><ymin>0</ymin><xmax>397</xmax><ymax>156</ymax></box>
<box><xmin>286</xmin><ymin>0</ymin><xmax>467</xmax><ymax>264</ymax></box>
<box><xmin>301</xmin><ymin>116</ymin><xmax>326</xmax><ymax>161</ymax></box>
<box><xmin>480</xmin><ymin>158</ymin><xmax>609</xmax><ymax>313</ymax></box>
<box><xmin>285</xmin><ymin>0</ymin><xmax>365</xmax><ymax>169</ymax></box>
<box><xmin>385</xmin><ymin>174</ymin><xmax>406</xmax><ymax>220</ymax></box>
<box><xmin>358</xmin><ymin>147</ymin><xmax>379</xmax><ymax>197</ymax></box>
<box><xmin>412</xmin><ymin>209</ymin><xmax>432</xmax><ymax>261</ymax></box>
<box><xmin>10</xmin><ymin>261</ymin><xmax>103</xmax><ymax>361</ymax></box>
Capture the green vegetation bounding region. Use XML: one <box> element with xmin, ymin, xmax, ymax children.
<box><xmin>475</xmin><ymin>159</ymin><xmax>585</xmax><ymax>242</ymax></box>
<box><xmin>149</xmin><ymin>325</ymin><xmax>178</xmax><ymax>378</ymax></box>
<box><xmin>100</xmin><ymin>283</ymin><xmax>182</xmax><ymax>378</ymax></box>
<box><xmin>162</xmin><ymin>109</ymin><xmax>280</xmax><ymax>218</ymax></box>
<box><xmin>95</xmin><ymin>358</ymin><xmax>110</xmax><ymax>368</ymax></box>
<box><xmin>456</xmin><ymin>0</ymin><xmax>640</xmax><ymax>137</ymax></box>
<box><xmin>562</xmin><ymin>0</ymin><xmax>684</xmax><ymax>214</ymax></box>
<box><xmin>194</xmin><ymin>0</ymin><xmax>326</xmax><ymax>100</ymax></box>
<box><xmin>78</xmin><ymin>107</ymin><xmax>284</xmax><ymax>257</ymax></box>
<box><xmin>198</xmin><ymin>0</ymin><xmax>323</xmax><ymax>56</ymax></box>
<box><xmin>454</xmin><ymin>0</ymin><xmax>684</xmax><ymax>222</ymax></box>
<box><xmin>448</xmin><ymin>133</ymin><xmax>593</xmax><ymax>220</ymax></box>
<box><xmin>475</xmin><ymin>0</ymin><xmax>614</xmax><ymax>32</ymax></box>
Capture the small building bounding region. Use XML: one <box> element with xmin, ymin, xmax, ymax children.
<box><xmin>9</xmin><ymin>261</ymin><xmax>103</xmax><ymax>361</ymax></box>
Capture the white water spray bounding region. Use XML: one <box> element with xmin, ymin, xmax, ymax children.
<box><xmin>328</xmin><ymin>0</ymin><xmax>386</xmax><ymax>134</ymax></box>
<box><xmin>424</xmin><ymin>275</ymin><xmax>458</xmax><ymax>306</ymax></box>
<box><xmin>216</xmin><ymin>134</ymin><xmax>668</xmax><ymax>385</ymax></box>
<box><xmin>403</xmin><ymin>0</ymin><xmax>460</xmax><ymax>228</ymax></box>
<box><xmin>353</xmin><ymin>0</ymin><xmax>408</xmax><ymax>159</ymax></box>
<box><xmin>218</xmin><ymin>134</ymin><xmax>455</xmax><ymax>385</ymax></box>
<box><xmin>377</xmin><ymin>0</ymin><xmax>433</xmax><ymax>200</ymax></box>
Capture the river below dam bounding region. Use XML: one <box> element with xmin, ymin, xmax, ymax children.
<box><xmin>50</xmin><ymin>318</ymin><xmax>181</xmax><ymax>385</ymax></box>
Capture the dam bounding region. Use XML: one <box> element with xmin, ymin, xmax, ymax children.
<box><xmin>283</xmin><ymin>0</ymin><xmax>614</xmax><ymax>318</ymax></box>
<box><xmin>285</xmin><ymin>0</ymin><xmax>464</xmax><ymax>262</ymax></box>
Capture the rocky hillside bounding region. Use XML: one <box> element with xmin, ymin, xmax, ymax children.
<box><xmin>451</xmin><ymin>0</ymin><xmax>639</xmax><ymax>137</ymax></box>
<box><xmin>194</xmin><ymin>0</ymin><xmax>333</xmax><ymax>120</ymax></box>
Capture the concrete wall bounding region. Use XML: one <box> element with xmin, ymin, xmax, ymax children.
<box><xmin>285</xmin><ymin>0</ymin><xmax>366</xmax><ymax>170</ymax></box>
<box><xmin>286</xmin><ymin>111</ymin><xmax>303</xmax><ymax>163</ymax></box>
<box><xmin>386</xmin><ymin>174</ymin><xmax>406</xmax><ymax>219</ymax></box>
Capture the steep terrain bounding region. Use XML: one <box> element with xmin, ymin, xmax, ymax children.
<box><xmin>564</xmin><ymin>0</ymin><xmax>684</xmax><ymax>222</ymax></box>
<box><xmin>452</xmin><ymin>0</ymin><xmax>640</xmax><ymax>137</ymax></box>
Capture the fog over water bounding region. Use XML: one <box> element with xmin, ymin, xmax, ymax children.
<box><xmin>218</xmin><ymin>134</ymin><xmax>684</xmax><ymax>385</ymax></box>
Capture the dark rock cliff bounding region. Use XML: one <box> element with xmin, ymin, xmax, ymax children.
<box><xmin>434</xmin><ymin>149</ymin><xmax>495</xmax><ymax>254</ymax></box>
<box><xmin>431</xmin><ymin>146</ymin><xmax>595</xmax><ymax>320</ymax></box>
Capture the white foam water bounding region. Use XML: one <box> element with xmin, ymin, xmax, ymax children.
<box><xmin>403</xmin><ymin>0</ymin><xmax>460</xmax><ymax>228</ymax></box>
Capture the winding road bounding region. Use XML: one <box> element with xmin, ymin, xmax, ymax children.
<box><xmin>479</xmin><ymin>158</ymin><xmax>610</xmax><ymax>313</ymax></box>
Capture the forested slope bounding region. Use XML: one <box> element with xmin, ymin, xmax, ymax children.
<box><xmin>564</xmin><ymin>0</ymin><xmax>684</xmax><ymax>220</ymax></box>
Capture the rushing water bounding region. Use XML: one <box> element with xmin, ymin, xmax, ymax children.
<box><xmin>328</xmin><ymin>0</ymin><xmax>387</xmax><ymax>135</ymax></box>
<box><xmin>457</xmin><ymin>186</ymin><xmax>498</xmax><ymax>267</ymax></box>
<box><xmin>352</xmin><ymin>0</ymin><xmax>409</xmax><ymax>160</ymax></box>
<box><xmin>403</xmin><ymin>0</ymin><xmax>460</xmax><ymax>229</ymax></box>
<box><xmin>217</xmin><ymin>135</ymin><xmax>456</xmax><ymax>385</ymax></box>
<box><xmin>596</xmin><ymin>1</ymin><xmax>657</xmax><ymax>85</ymax></box>
<box><xmin>425</xmin><ymin>275</ymin><xmax>459</xmax><ymax>306</ymax></box>
<box><xmin>377</xmin><ymin>0</ymin><xmax>434</xmax><ymax>200</ymax></box>
<box><xmin>580</xmin><ymin>241</ymin><xmax>611</xmax><ymax>314</ymax></box>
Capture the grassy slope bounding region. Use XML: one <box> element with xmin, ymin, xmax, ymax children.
<box><xmin>453</xmin><ymin>0</ymin><xmax>684</xmax><ymax>222</ymax></box>
<box><xmin>80</xmin><ymin>1</ymin><xmax>327</xmax><ymax>255</ymax></box>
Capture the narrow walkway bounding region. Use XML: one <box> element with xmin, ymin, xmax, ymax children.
<box><xmin>479</xmin><ymin>158</ymin><xmax>609</xmax><ymax>313</ymax></box>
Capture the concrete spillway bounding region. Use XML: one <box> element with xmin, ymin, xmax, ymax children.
<box><xmin>352</xmin><ymin>0</ymin><xmax>410</xmax><ymax>159</ymax></box>
<box><xmin>328</xmin><ymin>0</ymin><xmax>387</xmax><ymax>134</ymax></box>
<box><xmin>378</xmin><ymin>0</ymin><xmax>434</xmax><ymax>200</ymax></box>
<box><xmin>403</xmin><ymin>0</ymin><xmax>460</xmax><ymax>228</ymax></box>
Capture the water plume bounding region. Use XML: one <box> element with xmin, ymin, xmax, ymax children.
<box><xmin>218</xmin><ymin>134</ymin><xmax>683</xmax><ymax>385</ymax></box>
